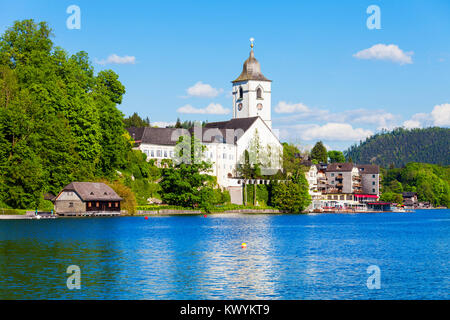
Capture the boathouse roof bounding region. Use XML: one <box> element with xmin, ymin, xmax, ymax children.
<box><xmin>60</xmin><ymin>182</ymin><xmax>123</xmax><ymax>202</ymax></box>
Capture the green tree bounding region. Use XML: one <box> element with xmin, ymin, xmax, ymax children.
<box><xmin>311</xmin><ymin>141</ymin><xmax>328</xmax><ymax>163</ymax></box>
<box><xmin>0</xmin><ymin>19</ymin><xmax>134</xmax><ymax>208</ymax></box>
<box><xmin>328</xmin><ymin>150</ymin><xmax>346</xmax><ymax>163</ymax></box>
<box><xmin>159</xmin><ymin>132</ymin><xmax>225</xmax><ymax>212</ymax></box>
<box><xmin>123</xmin><ymin>112</ymin><xmax>150</xmax><ymax>128</ymax></box>
<box><xmin>271</xmin><ymin>171</ymin><xmax>311</xmax><ymax>213</ymax></box>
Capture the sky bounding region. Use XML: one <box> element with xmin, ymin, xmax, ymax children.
<box><xmin>1</xmin><ymin>0</ymin><xmax>449</xmax><ymax>151</ymax></box>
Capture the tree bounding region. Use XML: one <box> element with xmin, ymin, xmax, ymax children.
<box><xmin>123</xmin><ymin>112</ymin><xmax>150</xmax><ymax>128</ymax></box>
<box><xmin>0</xmin><ymin>19</ymin><xmax>134</xmax><ymax>208</ymax></box>
<box><xmin>311</xmin><ymin>141</ymin><xmax>327</xmax><ymax>163</ymax></box>
<box><xmin>282</xmin><ymin>143</ymin><xmax>303</xmax><ymax>175</ymax></box>
<box><xmin>380</xmin><ymin>192</ymin><xmax>403</xmax><ymax>204</ymax></box>
<box><xmin>271</xmin><ymin>171</ymin><xmax>311</xmax><ymax>213</ymax></box>
<box><xmin>159</xmin><ymin>132</ymin><xmax>226</xmax><ymax>212</ymax></box>
<box><xmin>328</xmin><ymin>150</ymin><xmax>346</xmax><ymax>163</ymax></box>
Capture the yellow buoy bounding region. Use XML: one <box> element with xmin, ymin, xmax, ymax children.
<box><xmin>241</xmin><ymin>243</ymin><xmax>247</xmax><ymax>248</ymax></box>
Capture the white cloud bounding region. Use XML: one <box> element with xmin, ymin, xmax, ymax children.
<box><xmin>353</xmin><ymin>44</ymin><xmax>413</xmax><ymax>65</ymax></box>
<box><xmin>403</xmin><ymin>104</ymin><xmax>450</xmax><ymax>128</ymax></box>
<box><xmin>152</xmin><ymin>121</ymin><xmax>175</xmax><ymax>128</ymax></box>
<box><xmin>186</xmin><ymin>81</ymin><xmax>223</xmax><ymax>98</ymax></box>
<box><xmin>350</xmin><ymin>111</ymin><xmax>397</xmax><ymax>130</ymax></box>
<box><xmin>274</xmin><ymin>101</ymin><xmax>310</xmax><ymax>113</ymax></box>
<box><xmin>274</xmin><ymin>103</ymin><xmax>398</xmax><ymax>129</ymax></box>
<box><xmin>177</xmin><ymin>103</ymin><xmax>230</xmax><ymax>115</ymax></box>
<box><xmin>286</xmin><ymin>123</ymin><xmax>373</xmax><ymax>142</ymax></box>
<box><xmin>431</xmin><ymin>103</ymin><xmax>450</xmax><ymax>126</ymax></box>
<box><xmin>403</xmin><ymin>120</ymin><xmax>422</xmax><ymax>129</ymax></box>
<box><xmin>96</xmin><ymin>54</ymin><xmax>136</xmax><ymax>65</ymax></box>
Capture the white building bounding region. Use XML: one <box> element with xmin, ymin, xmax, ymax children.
<box><xmin>127</xmin><ymin>42</ymin><xmax>282</xmax><ymax>197</ymax></box>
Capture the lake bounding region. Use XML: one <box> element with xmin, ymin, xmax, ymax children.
<box><xmin>0</xmin><ymin>209</ymin><xmax>449</xmax><ymax>299</ymax></box>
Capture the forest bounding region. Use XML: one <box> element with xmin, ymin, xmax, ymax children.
<box><xmin>380</xmin><ymin>163</ymin><xmax>449</xmax><ymax>208</ymax></box>
<box><xmin>0</xmin><ymin>19</ymin><xmax>165</xmax><ymax>210</ymax></box>
<box><xmin>344</xmin><ymin>127</ymin><xmax>450</xmax><ymax>168</ymax></box>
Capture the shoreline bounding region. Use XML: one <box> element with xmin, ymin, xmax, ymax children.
<box><xmin>0</xmin><ymin>207</ymin><xmax>447</xmax><ymax>219</ymax></box>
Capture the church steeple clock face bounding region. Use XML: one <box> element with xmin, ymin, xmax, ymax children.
<box><xmin>231</xmin><ymin>38</ymin><xmax>272</xmax><ymax>128</ymax></box>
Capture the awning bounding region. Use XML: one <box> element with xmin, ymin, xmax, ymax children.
<box><xmin>354</xmin><ymin>194</ymin><xmax>378</xmax><ymax>198</ymax></box>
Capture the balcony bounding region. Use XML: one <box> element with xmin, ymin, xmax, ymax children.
<box><xmin>336</xmin><ymin>183</ymin><xmax>343</xmax><ymax>187</ymax></box>
<box><xmin>353</xmin><ymin>182</ymin><xmax>362</xmax><ymax>187</ymax></box>
<box><xmin>353</xmin><ymin>176</ymin><xmax>361</xmax><ymax>181</ymax></box>
<box><xmin>336</xmin><ymin>174</ymin><xmax>343</xmax><ymax>181</ymax></box>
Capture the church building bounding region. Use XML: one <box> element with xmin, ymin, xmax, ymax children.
<box><xmin>127</xmin><ymin>41</ymin><xmax>282</xmax><ymax>201</ymax></box>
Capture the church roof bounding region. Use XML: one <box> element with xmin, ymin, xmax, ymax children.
<box><xmin>204</xmin><ymin>116</ymin><xmax>259</xmax><ymax>132</ymax></box>
<box><xmin>232</xmin><ymin>48</ymin><xmax>271</xmax><ymax>83</ymax></box>
<box><xmin>126</xmin><ymin>117</ymin><xmax>260</xmax><ymax>147</ymax></box>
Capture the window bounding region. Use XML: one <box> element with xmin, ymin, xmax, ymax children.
<box><xmin>96</xmin><ymin>202</ymin><xmax>99</xmax><ymax>207</ymax></box>
<box><xmin>372</xmin><ymin>174</ymin><xmax>376</xmax><ymax>178</ymax></box>
<box><xmin>157</xmin><ymin>150</ymin><xmax>162</xmax><ymax>157</ymax></box>
<box><xmin>372</xmin><ymin>181</ymin><xmax>376</xmax><ymax>185</ymax></box>
<box><xmin>372</xmin><ymin>189</ymin><xmax>376</xmax><ymax>193</ymax></box>
<box><xmin>331</xmin><ymin>181</ymin><xmax>334</xmax><ymax>184</ymax></box>
<box><xmin>115</xmin><ymin>203</ymin><xmax>119</xmax><ymax>208</ymax></box>
<box><xmin>69</xmin><ymin>202</ymin><xmax>73</xmax><ymax>208</ymax></box>
<box><xmin>151</xmin><ymin>150</ymin><xmax>154</xmax><ymax>157</ymax></box>
<box><xmin>239</xmin><ymin>87</ymin><xmax>243</xmax><ymax>100</ymax></box>
<box><xmin>331</xmin><ymin>173</ymin><xmax>335</xmax><ymax>177</ymax></box>
<box><xmin>256</xmin><ymin>87</ymin><xmax>262</xmax><ymax>99</ymax></box>
<box><xmin>164</xmin><ymin>150</ymin><xmax>168</xmax><ymax>158</ymax></box>
<box><xmin>88</xmin><ymin>202</ymin><xmax>92</xmax><ymax>208</ymax></box>
<box><xmin>223</xmin><ymin>153</ymin><xmax>226</xmax><ymax>159</ymax></box>
<box><xmin>108</xmin><ymin>202</ymin><xmax>112</xmax><ymax>207</ymax></box>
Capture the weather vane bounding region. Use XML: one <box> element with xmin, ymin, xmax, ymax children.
<box><xmin>250</xmin><ymin>37</ymin><xmax>255</xmax><ymax>49</ymax></box>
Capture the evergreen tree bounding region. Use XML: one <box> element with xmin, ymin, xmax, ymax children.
<box><xmin>311</xmin><ymin>141</ymin><xmax>328</xmax><ymax>163</ymax></box>
<box><xmin>123</xmin><ymin>112</ymin><xmax>150</xmax><ymax>128</ymax></box>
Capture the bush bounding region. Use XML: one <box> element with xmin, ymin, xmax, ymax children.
<box><xmin>102</xmin><ymin>179</ymin><xmax>137</xmax><ymax>214</ymax></box>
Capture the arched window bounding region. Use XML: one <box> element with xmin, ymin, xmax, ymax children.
<box><xmin>239</xmin><ymin>87</ymin><xmax>243</xmax><ymax>100</ymax></box>
<box><xmin>256</xmin><ymin>87</ymin><xmax>262</xmax><ymax>99</ymax></box>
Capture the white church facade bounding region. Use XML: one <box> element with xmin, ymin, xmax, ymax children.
<box><xmin>127</xmin><ymin>42</ymin><xmax>283</xmax><ymax>195</ymax></box>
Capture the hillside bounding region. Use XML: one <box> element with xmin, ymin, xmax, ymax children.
<box><xmin>344</xmin><ymin>127</ymin><xmax>450</xmax><ymax>168</ymax></box>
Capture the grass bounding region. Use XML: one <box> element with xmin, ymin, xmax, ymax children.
<box><xmin>0</xmin><ymin>208</ymin><xmax>30</xmax><ymax>215</ymax></box>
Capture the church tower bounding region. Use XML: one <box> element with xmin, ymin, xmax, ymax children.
<box><xmin>232</xmin><ymin>39</ymin><xmax>272</xmax><ymax>129</ymax></box>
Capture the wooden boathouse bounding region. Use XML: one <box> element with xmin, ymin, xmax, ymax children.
<box><xmin>53</xmin><ymin>182</ymin><xmax>122</xmax><ymax>216</ymax></box>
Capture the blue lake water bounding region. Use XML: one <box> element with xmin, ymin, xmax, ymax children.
<box><xmin>0</xmin><ymin>209</ymin><xmax>449</xmax><ymax>300</ymax></box>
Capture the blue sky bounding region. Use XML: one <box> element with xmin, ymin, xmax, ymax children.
<box><xmin>1</xmin><ymin>0</ymin><xmax>449</xmax><ymax>150</ymax></box>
